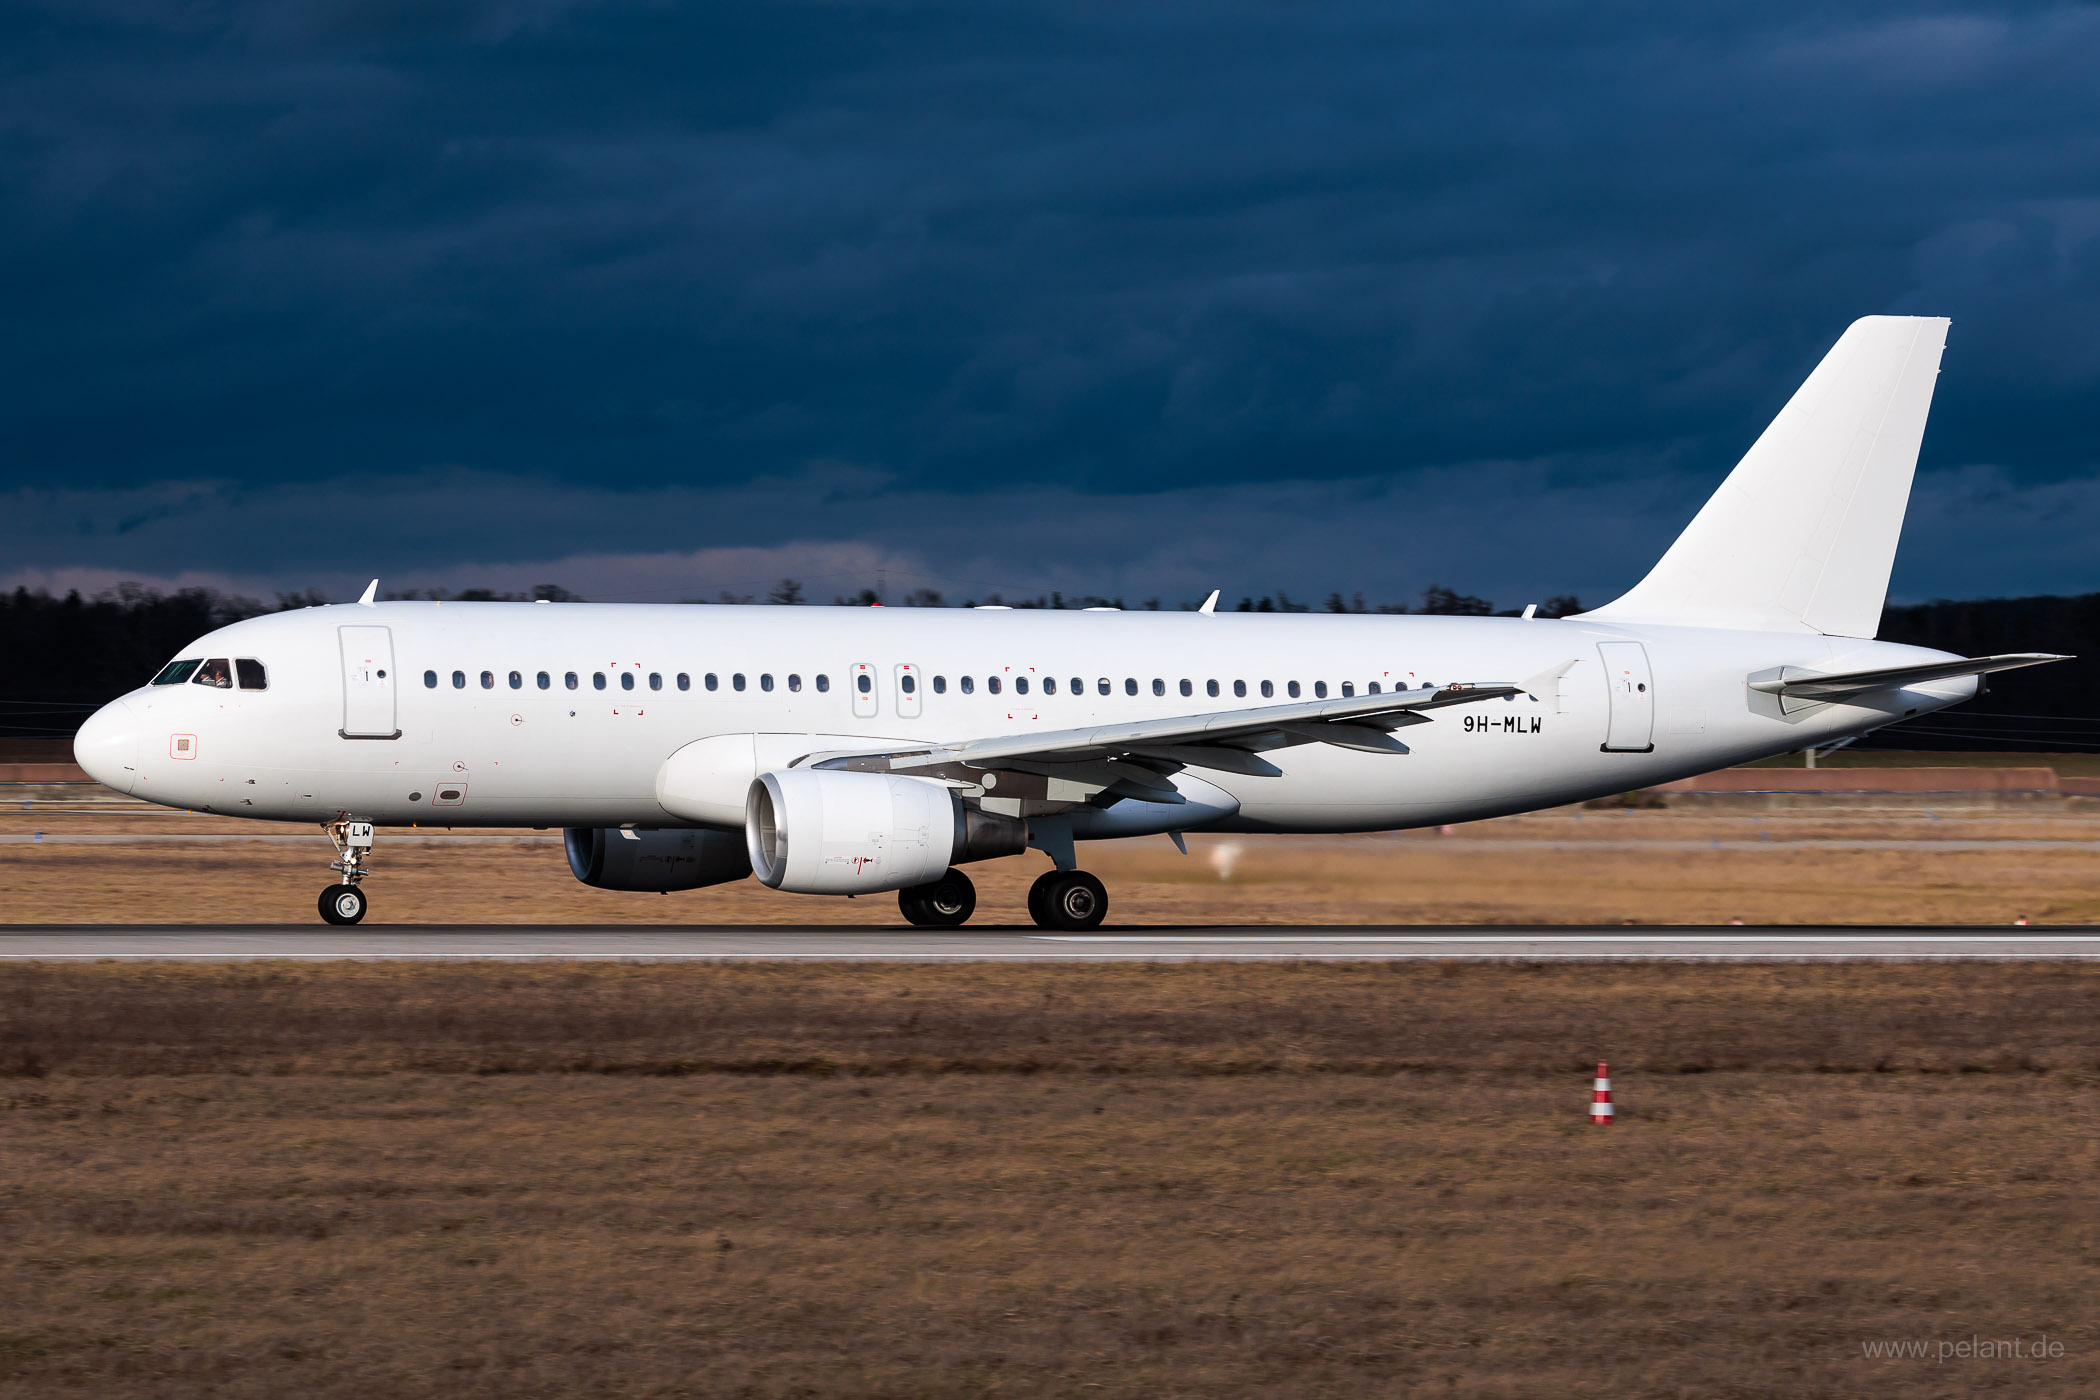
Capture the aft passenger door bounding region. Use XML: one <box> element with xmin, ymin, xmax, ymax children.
<box><xmin>339</xmin><ymin>625</ymin><xmax>400</xmax><ymax>739</ymax></box>
<box><xmin>1597</xmin><ymin>641</ymin><xmax>1654</xmax><ymax>753</ymax></box>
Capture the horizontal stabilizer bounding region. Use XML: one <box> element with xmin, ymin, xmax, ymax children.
<box><xmin>1747</xmin><ymin>652</ymin><xmax>2068</xmax><ymax>712</ymax></box>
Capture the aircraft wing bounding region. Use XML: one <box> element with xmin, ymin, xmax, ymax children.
<box><xmin>805</xmin><ymin>682</ymin><xmax>1523</xmax><ymax>790</ymax></box>
<box><xmin>1747</xmin><ymin>652</ymin><xmax>2068</xmax><ymax>711</ymax></box>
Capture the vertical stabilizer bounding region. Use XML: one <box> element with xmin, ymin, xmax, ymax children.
<box><xmin>1581</xmin><ymin>315</ymin><xmax>1949</xmax><ymax>638</ymax></box>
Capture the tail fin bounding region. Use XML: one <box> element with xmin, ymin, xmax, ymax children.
<box><xmin>1581</xmin><ymin>315</ymin><xmax>1949</xmax><ymax>638</ymax></box>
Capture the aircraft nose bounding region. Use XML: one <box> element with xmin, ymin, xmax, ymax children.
<box><xmin>74</xmin><ymin>698</ymin><xmax>141</xmax><ymax>794</ymax></box>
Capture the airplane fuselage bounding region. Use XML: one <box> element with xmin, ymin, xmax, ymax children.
<box><xmin>75</xmin><ymin>601</ymin><xmax>1972</xmax><ymax>834</ymax></box>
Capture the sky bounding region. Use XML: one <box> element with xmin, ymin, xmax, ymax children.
<box><xmin>4</xmin><ymin>1</ymin><xmax>2099</xmax><ymax>609</ymax></box>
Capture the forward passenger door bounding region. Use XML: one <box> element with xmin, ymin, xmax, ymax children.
<box><xmin>339</xmin><ymin>625</ymin><xmax>400</xmax><ymax>739</ymax></box>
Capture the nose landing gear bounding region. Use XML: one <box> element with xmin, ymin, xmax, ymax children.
<box><xmin>1028</xmin><ymin>869</ymin><xmax>1108</xmax><ymax>931</ymax></box>
<box><xmin>319</xmin><ymin>819</ymin><xmax>375</xmax><ymax>926</ymax></box>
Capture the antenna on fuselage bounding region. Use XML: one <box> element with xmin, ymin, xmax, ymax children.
<box><xmin>357</xmin><ymin>580</ymin><xmax>378</xmax><ymax>607</ymax></box>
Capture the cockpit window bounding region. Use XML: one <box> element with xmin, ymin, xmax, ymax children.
<box><xmin>152</xmin><ymin>659</ymin><xmax>202</xmax><ymax>686</ymax></box>
<box><xmin>192</xmin><ymin>658</ymin><xmax>233</xmax><ymax>689</ymax></box>
<box><xmin>236</xmin><ymin>659</ymin><xmax>267</xmax><ymax>691</ymax></box>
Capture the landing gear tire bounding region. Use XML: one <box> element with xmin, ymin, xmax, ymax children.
<box><xmin>319</xmin><ymin>883</ymin><xmax>368</xmax><ymax>926</ymax></box>
<box><xmin>1026</xmin><ymin>871</ymin><xmax>1056</xmax><ymax>926</ymax></box>
<box><xmin>1029</xmin><ymin>870</ymin><xmax>1107</xmax><ymax>931</ymax></box>
<box><xmin>899</xmin><ymin>869</ymin><xmax>977</xmax><ymax>928</ymax></box>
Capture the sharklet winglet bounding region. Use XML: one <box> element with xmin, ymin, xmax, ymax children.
<box><xmin>357</xmin><ymin>580</ymin><xmax>378</xmax><ymax>607</ymax></box>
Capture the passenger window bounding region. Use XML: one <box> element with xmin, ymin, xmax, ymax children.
<box><xmin>193</xmin><ymin>658</ymin><xmax>233</xmax><ymax>688</ymax></box>
<box><xmin>788</xmin><ymin>674</ymin><xmax>802</xmax><ymax>692</ymax></box>
<box><xmin>960</xmin><ymin>676</ymin><xmax>975</xmax><ymax>694</ymax></box>
<box><xmin>815</xmin><ymin>674</ymin><xmax>829</xmax><ymax>693</ymax></box>
<box><xmin>593</xmin><ymin>673</ymin><xmax>607</xmax><ymax>691</ymax></box>
<box><xmin>1205</xmin><ymin>680</ymin><xmax>1219</xmax><ymax>698</ymax></box>
<box><xmin>1016</xmin><ymin>676</ymin><xmax>1030</xmax><ymax>695</ymax></box>
<box><xmin>989</xmin><ymin>677</ymin><xmax>1002</xmax><ymax>695</ymax></box>
<box><xmin>1041</xmin><ymin>677</ymin><xmax>1055</xmax><ymax>695</ymax></box>
<box><xmin>734</xmin><ymin>674</ymin><xmax>747</xmax><ymax>692</ymax></box>
<box><xmin>538</xmin><ymin>672</ymin><xmax>551</xmax><ymax>690</ymax></box>
<box><xmin>854</xmin><ymin>674</ymin><xmax>869</xmax><ymax>695</ymax></box>
<box><xmin>1233</xmin><ymin>680</ymin><xmax>1246</xmax><ymax>698</ymax></box>
<box><xmin>509</xmin><ymin>670</ymin><xmax>523</xmax><ymax>690</ymax></box>
<box><xmin>1315</xmin><ymin>681</ymin><xmax>1328</xmax><ymax>698</ymax></box>
<box><xmin>649</xmin><ymin>673</ymin><xmax>662</xmax><ymax>691</ymax></box>
<box><xmin>1179</xmin><ymin>679</ymin><xmax>1192</xmax><ymax>697</ymax></box>
<box><xmin>452</xmin><ymin>670</ymin><xmax>466</xmax><ymax>689</ymax></box>
<box><xmin>760</xmin><ymin>674</ymin><xmax>774</xmax><ymax>692</ymax></box>
<box><xmin>1125</xmin><ymin>678</ymin><xmax>1137</xmax><ymax>696</ymax></box>
<box><xmin>677</xmin><ymin>673</ymin><xmax>690</xmax><ymax>691</ymax></box>
<box><xmin>236</xmin><ymin>658</ymin><xmax>268</xmax><ymax>690</ymax></box>
<box><xmin>900</xmin><ymin>673</ymin><xmax>915</xmax><ymax>695</ymax></box>
<box><xmin>933</xmin><ymin>676</ymin><xmax>947</xmax><ymax>694</ymax></box>
<box><xmin>1152</xmin><ymin>679</ymin><xmax>1164</xmax><ymax>696</ymax></box>
<box><xmin>705</xmin><ymin>673</ymin><xmax>719</xmax><ymax>691</ymax></box>
<box><xmin>1261</xmin><ymin>680</ymin><xmax>1273</xmax><ymax>698</ymax></box>
<box><xmin>1097</xmin><ymin>678</ymin><xmax>1109</xmax><ymax>695</ymax></box>
<box><xmin>1341</xmin><ymin>682</ymin><xmax>1354</xmax><ymax>697</ymax></box>
<box><xmin>152</xmin><ymin>659</ymin><xmax>202</xmax><ymax>686</ymax></box>
<box><xmin>620</xmin><ymin>672</ymin><xmax>634</xmax><ymax>691</ymax></box>
<box><xmin>424</xmin><ymin>670</ymin><xmax>438</xmax><ymax>689</ymax></box>
<box><xmin>1288</xmin><ymin>681</ymin><xmax>1301</xmax><ymax>698</ymax></box>
<box><xmin>482</xmin><ymin>671</ymin><xmax>495</xmax><ymax>689</ymax></box>
<box><xmin>565</xmin><ymin>672</ymin><xmax>579</xmax><ymax>690</ymax></box>
<box><xmin>1368</xmin><ymin>682</ymin><xmax>1380</xmax><ymax>694</ymax></box>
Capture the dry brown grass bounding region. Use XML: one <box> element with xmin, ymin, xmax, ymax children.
<box><xmin>2</xmin><ymin>963</ymin><xmax>2098</xmax><ymax>1397</ymax></box>
<box><xmin>7</xmin><ymin>801</ymin><xmax>2100</xmax><ymax>925</ymax></box>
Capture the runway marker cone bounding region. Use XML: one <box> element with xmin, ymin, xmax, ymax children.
<box><xmin>1590</xmin><ymin>1061</ymin><xmax>1614</xmax><ymax>1125</ymax></box>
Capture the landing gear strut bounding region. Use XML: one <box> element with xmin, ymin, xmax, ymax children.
<box><xmin>899</xmin><ymin>868</ymin><xmax>977</xmax><ymax>927</ymax></box>
<box><xmin>320</xmin><ymin>819</ymin><xmax>375</xmax><ymax>926</ymax></box>
<box><xmin>1028</xmin><ymin>869</ymin><xmax>1108</xmax><ymax>931</ymax></box>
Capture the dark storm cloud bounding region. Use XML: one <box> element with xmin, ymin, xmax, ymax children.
<box><xmin>3</xmin><ymin>1</ymin><xmax>2098</xmax><ymax>598</ymax></box>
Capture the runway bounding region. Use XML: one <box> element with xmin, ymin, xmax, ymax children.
<box><xmin>3</xmin><ymin>926</ymin><xmax>2098</xmax><ymax>959</ymax></box>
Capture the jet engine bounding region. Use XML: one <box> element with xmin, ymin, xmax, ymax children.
<box><xmin>745</xmin><ymin>768</ymin><xmax>1025</xmax><ymax>895</ymax></box>
<box><xmin>563</xmin><ymin>826</ymin><xmax>752</xmax><ymax>892</ymax></box>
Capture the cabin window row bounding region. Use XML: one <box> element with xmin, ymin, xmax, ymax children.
<box><xmin>421</xmin><ymin>670</ymin><xmax>832</xmax><ymax>694</ymax></box>
<box><xmin>417</xmin><ymin>668</ymin><xmax>1414</xmax><ymax>701</ymax></box>
<box><xmin>931</xmin><ymin>676</ymin><xmax>1406</xmax><ymax>699</ymax></box>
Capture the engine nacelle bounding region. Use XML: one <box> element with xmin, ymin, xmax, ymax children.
<box><xmin>745</xmin><ymin>768</ymin><xmax>1024</xmax><ymax>894</ymax></box>
<box><xmin>564</xmin><ymin>827</ymin><xmax>752</xmax><ymax>892</ymax></box>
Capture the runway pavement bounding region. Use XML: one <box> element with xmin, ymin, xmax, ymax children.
<box><xmin>3</xmin><ymin>926</ymin><xmax>2098</xmax><ymax>959</ymax></box>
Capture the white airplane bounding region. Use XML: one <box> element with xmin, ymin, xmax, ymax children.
<box><xmin>72</xmin><ymin>316</ymin><xmax>2061</xmax><ymax>928</ymax></box>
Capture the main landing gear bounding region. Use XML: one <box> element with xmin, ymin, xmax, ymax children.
<box><xmin>898</xmin><ymin>868</ymin><xmax>978</xmax><ymax>927</ymax></box>
<box><xmin>895</xmin><ymin>866</ymin><xmax>1110</xmax><ymax>929</ymax></box>
<box><xmin>1028</xmin><ymin>869</ymin><xmax>1108</xmax><ymax>931</ymax></box>
<box><xmin>319</xmin><ymin>819</ymin><xmax>375</xmax><ymax>926</ymax></box>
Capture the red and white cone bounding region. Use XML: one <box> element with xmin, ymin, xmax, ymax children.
<box><xmin>1589</xmin><ymin>1061</ymin><xmax>1614</xmax><ymax>1125</ymax></box>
